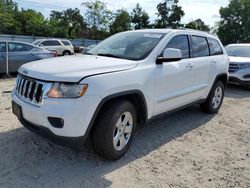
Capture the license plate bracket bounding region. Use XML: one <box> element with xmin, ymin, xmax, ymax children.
<box><xmin>12</xmin><ymin>101</ymin><xmax>23</xmax><ymax>120</ymax></box>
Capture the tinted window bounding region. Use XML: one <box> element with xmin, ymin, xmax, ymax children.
<box><xmin>0</xmin><ymin>42</ymin><xmax>6</xmax><ymax>52</ymax></box>
<box><xmin>62</xmin><ymin>40</ymin><xmax>71</xmax><ymax>46</ymax></box>
<box><xmin>41</xmin><ymin>40</ymin><xmax>61</xmax><ymax>46</ymax></box>
<box><xmin>8</xmin><ymin>43</ymin><xmax>34</xmax><ymax>52</ymax></box>
<box><xmin>191</xmin><ymin>36</ymin><xmax>209</xmax><ymax>58</ymax></box>
<box><xmin>166</xmin><ymin>35</ymin><xmax>190</xmax><ymax>58</ymax></box>
<box><xmin>208</xmin><ymin>38</ymin><xmax>223</xmax><ymax>55</ymax></box>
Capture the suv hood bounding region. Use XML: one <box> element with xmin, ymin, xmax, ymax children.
<box><xmin>229</xmin><ymin>56</ymin><xmax>250</xmax><ymax>64</ymax></box>
<box><xmin>19</xmin><ymin>55</ymin><xmax>138</xmax><ymax>82</ymax></box>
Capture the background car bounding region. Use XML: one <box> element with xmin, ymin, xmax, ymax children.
<box><xmin>33</xmin><ymin>39</ymin><xmax>74</xmax><ymax>56</ymax></box>
<box><xmin>0</xmin><ymin>41</ymin><xmax>57</xmax><ymax>74</ymax></box>
<box><xmin>226</xmin><ymin>44</ymin><xmax>250</xmax><ymax>90</ymax></box>
<box><xmin>82</xmin><ymin>44</ymin><xmax>97</xmax><ymax>54</ymax></box>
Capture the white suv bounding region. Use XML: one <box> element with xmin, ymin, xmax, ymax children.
<box><xmin>33</xmin><ymin>39</ymin><xmax>74</xmax><ymax>56</ymax></box>
<box><xmin>12</xmin><ymin>29</ymin><xmax>229</xmax><ymax>160</ymax></box>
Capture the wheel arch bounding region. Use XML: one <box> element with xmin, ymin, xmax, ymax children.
<box><xmin>85</xmin><ymin>90</ymin><xmax>148</xmax><ymax>137</ymax></box>
<box><xmin>214</xmin><ymin>73</ymin><xmax>228</xmax><ymax>87</ymax></box>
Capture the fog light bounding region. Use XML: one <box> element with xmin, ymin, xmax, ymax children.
<box><xmin>48</xmin><ymin>117</ymin><xmax>64</xmax><ymax>128</ymax></box>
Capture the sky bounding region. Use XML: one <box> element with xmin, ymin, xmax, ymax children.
<box><xmin>15</xmin><ymin>0</ymin><xmax>229</xmax><ymax>26</ymax></box>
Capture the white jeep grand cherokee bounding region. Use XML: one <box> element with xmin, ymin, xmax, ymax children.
<box><xmin>12</xmin><ymin>29</ymin><xmax>229</xmax><ymax>160</ymax></box>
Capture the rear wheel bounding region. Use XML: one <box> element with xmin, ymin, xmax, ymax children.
<box><xmin>243</xmin><ymin>84</ymin><xmax>250</xmax><ymax>90</ymax></box>
<box><xmin>63</xmin><ymin>51</ymin><xmax>71</xmax><ymax>56</ymax></box>
<box><xmin>200</xmin><ymin>81</ymin><xmax>225</xmax><ymax>114</ymax></box>
<box><xmin>91</xmin><ymin>100</ymin><xmax>137</xmax><ymax>160</ymax></box>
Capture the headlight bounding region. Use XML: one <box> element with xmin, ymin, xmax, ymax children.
<box><xmin>48</xmin><ymin>83</ymin><xmax>88</xmax><ymax>98</ymax></box>
<box><xmin>239</xmin><ymin>63</ymin><xmax>250</xmax><ymax>69</ymax></box>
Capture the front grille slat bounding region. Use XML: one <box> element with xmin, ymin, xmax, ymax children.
<box><xmin>15</xmin><ymin>75</ymin><xmax>48</xmax><ymax>106</ymax></box>
<box><xmin>229</xmin><ymin>63</ymin><xmax>240</xmax><ymax>73</ymax></box>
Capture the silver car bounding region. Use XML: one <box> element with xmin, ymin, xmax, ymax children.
<box><xmin>0</xmin><ymin>41</ymin><xmax>57</xmax><ymax>74</ymax></box>
<box><xmin>226</xmin><ymin>44</ymin><xmax>250</xmax><ymax>90</ymax></box>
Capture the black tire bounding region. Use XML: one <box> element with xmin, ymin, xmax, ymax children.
<box><xmin>63</xmin><ymin>51</ymin><xmax>71</xmax><ymax>56</ymax></box>
<box><xmin>200</xmin><ymin>81</ymin><xmax>225</xmax><ymax>114</ymax></box>
<box><xmin>243</xmin><ymin>85</ymin><xmax>250</xmax><ymax>91</ymax></box>
<box><xmin>91</xmin><ymin>100</ymin><xmax>137</xmax><ymax>160</ymax></box>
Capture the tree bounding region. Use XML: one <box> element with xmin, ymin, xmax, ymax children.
<box><xmin>131</xmin><ymin>3</ymin><xmax>150</xmax><ymax>30</ymax></box>
<box><xmin>0</xmin><ymin>0</ymin><xmax>19</xmax><ymax>34</ymax></box>
<box><xmin>218</xmin><ymin>0</ymin><xmax>250</xmax><ymax>45</ymax></box>
<box><xmin>155</xmin><ymin>0</ymin><xmax>184</xmax><ymax>29</ymax></box>
<box><xmin>49</xmin><ymin>8</ymin><xmax>86</xmax><ymax>38</ymax></box>
<box><xmin>82</xmin><ymin>0</ymin><xmax>112</xmax><ymax>33</ymax></box>
<box><xmin>110</xmin><ymin>9</ymin><xmax>131</xmax><ymax>34</ymax></box>
<box><xmin>15</xmin><ymin>9</ymin><xmax>49</xmax><ymax>36</ymax></box>
<box><xmin>185</xmin><ymin>19</ymin><xmax>210</xmax><ymax>32</ymax></box>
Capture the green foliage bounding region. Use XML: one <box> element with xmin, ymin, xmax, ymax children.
<box><xmin>218</xmin><ymin>0</ymin><xmax>250</xmax><ymax>45</ymax></box>
<box><xmin>155</xmin><ymin>0</ymin><xmax>184</xmax><ymax>29</ymax></box>
<box><xmin>131</xmin><ymin>3</ymin><xmax>150</xmax><ymax>30</ymax></box>
<box><xmin>110</xmin><ymin>9</ymin><xmax>131</xmax><ymax>34</ymax></box>
<box><xmin>0</xmin><ymin>0</ymin><xmax>19</xmax><ymax>34</ymax></box>
<box><xmin>185</xmin><ymin>19</ymin><xmax>210</xmax><ymax>32</ymax></box>
<box><xmin>49</xmin><ymin>8</ymin><xmax>86</xmax><ymax>38</ymax></box>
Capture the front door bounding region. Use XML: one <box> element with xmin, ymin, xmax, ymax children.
<box><xmin>154</xmin><ymin>35</ymin><xmax>195</xmax><ymax>115</ymax></box>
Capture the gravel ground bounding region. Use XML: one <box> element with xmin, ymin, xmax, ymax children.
<box><xmin>0</xmin><ymin>78</ymin><xmax>249</xmax><ymax>188</ymax></box>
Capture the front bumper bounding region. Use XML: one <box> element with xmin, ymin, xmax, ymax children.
<box><xmin>229</xmin><ymin>68</ymin><xmax>250</xmax><ymax>86</ymax></box>
<box><xmin>11</xmin><ymin>91</ymin><xmax>101</xmax><ymax>138</ymax></box>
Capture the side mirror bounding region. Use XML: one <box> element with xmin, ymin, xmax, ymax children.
<box><xmin>156</xmin><ymin>48</ymin><xmax>182</xmax><ymax>64</ymax></box>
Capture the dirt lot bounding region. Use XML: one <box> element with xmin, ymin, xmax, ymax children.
<box><xmin>0</xmin><ymin>78</ymin><xmax>249</xmax><ymax>188</ymax></box>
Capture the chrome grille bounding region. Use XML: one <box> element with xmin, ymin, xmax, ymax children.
<box><xmin>229</xmin><ymin>63</ymin><xmax>240</xmax><ymax>73</ymax></box>
<box><xmin>15</xmin><ymin>75</ymin><xmax>51</xmax><ymax>105</ymax></box>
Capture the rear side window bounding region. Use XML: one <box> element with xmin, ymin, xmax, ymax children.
<box><xmin>61</xmin><ymin>40</ymin><xmax>71</xmax><ymax>46</ymax></box>
<box><xmin>8</xmin><ymin>43</ymin><xmax>34</xmax><ymax>52</ymax></box>
<box><xmin>41</xmin><ymin>40</ymin><xmax>61</xmax><ymax>46</ymax></box>
<box><xmin>0</xmin><ymin>42</ymin><xmax>6</xmax><ymax>52</ymax></box>
<box><xmin>166</xmin><ymin>35</ymin><xmax>190</xmax><ymax>58</ymax></box>
<box><xmin>208</xmin><ymin>38</ymin><xmax>223</xmax><ymax>55</ymax></box>
<box><xmin>191</xmin><ymin>36</ymin><xmax>209</xmax><ymax>58</ymax></box>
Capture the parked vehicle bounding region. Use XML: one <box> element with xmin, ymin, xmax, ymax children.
<box><xmin>0</xmin><ymin>41</ymin><xmax>56</xmax><ymax>74</ymax></box>
<box><xmin>33</xmin><ymin>39</ymin><xmax>74</xmax><ymax>56</ymax></box>
<box><xmin>12</xmin><ymin>29</ymin><xmax>228</xmax><ymax>160</ymax></box>
<box><xmin>82</xmin><ymin>44</ymin><xmax>97</xmax><ymax>54</ymax></box>
<box><xmin>226</xmin><ymin>44</ymin><xmax>250</xmax><ymax>90</ymax></box>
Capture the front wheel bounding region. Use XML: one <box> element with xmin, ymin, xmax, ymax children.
<box><xmin>200</xmin><ymin>81</ymin><xmax>225</xmax><ymax>114</ymax></box>
<box><xmin>91</xmin><ymin>100</ymin><xmax>137</xmax><ymax>160</ymax></box>
<box><xmin>63</xmin><ymin>51</ymin><xmax>71</xmax><ymax>56</ymax></box>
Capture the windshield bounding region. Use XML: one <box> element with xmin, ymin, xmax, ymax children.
<box><xmin>88</xmin><ymin>32</ymin><xmax>166</xmax><ymax>60</ymax></box>
<box><xmin>225</xmin><ymin>45</ymin><xmax>250</xmax><ymax>58</ymax></box>
<box><xmin>33</xmin><ymin>40</ymin><xmax>41</xmax><ymax>46</ymax></box>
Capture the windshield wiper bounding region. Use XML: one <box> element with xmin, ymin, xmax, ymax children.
<box><xmin>97</xmin><ymin>53</ymin><xmax>120</xmax><ymax>58</ymax></box>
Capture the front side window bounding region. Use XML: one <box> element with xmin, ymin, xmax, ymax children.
<box><xmin>191</xmin><ymin>36</ymin><xmax>209</xmax><ymax>58</ymax></box>
<box><xmin>41</xmin><ymin>40</ymin><xmax>61</xmax><ymax>46</ymax></box>
<box><xmin>0</xmin><ymin>42</ymin><xmax>6</xmax><ymax>52</ymax></box>
<box><xmin>166</xmin><ymin>35</ymin><xmax>190</xmax><ymax>58</ymax></box>
<box><xmin>8</xmin><ymin>43</ymin><xmax>33</xmax><ymax>52</ymax></box>
<box><xmin>208</xmin><ymin>38</ymin><xmax>223</xmax><ymax>55</ymax></box>
<box><xmin>88</xmin><ymin>32</ymin><xmax>166</xmax><ymax>60</ymax></box>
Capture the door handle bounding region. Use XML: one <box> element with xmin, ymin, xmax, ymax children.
<box><xmin>210</xmin><ymin>60</ymin><xmax>217</xmax><ymax>64</ymax></box>
<box><xmin>186</xmin><ymin>63</ymin><xmax>194</xmax><ymax>68</ymax></box>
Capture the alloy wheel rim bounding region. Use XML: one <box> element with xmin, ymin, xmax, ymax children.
<box><xmin>113</xmin><ymin>112</ymin><xmax>133</xmax><ymax>151</ymax></box>
<box><xmin>212</xmin><ymin>86</ymin><xmax>223</xmax><ymax>109</ymax></box>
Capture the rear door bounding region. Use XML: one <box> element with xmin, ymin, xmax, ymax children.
<box><xmin>0</xmin><ymin>42</ymin><xmax>6</xmax><ymax>74</ymax></box>
<box><xmin>189</xmin><ymin>35</ymin><xmax>211</xmax><ymax>98</ymax></box>
<box><xmin>8</xmin><ymin>42</ymin><xmax>35</xmax><ymax>72</ymax></box>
